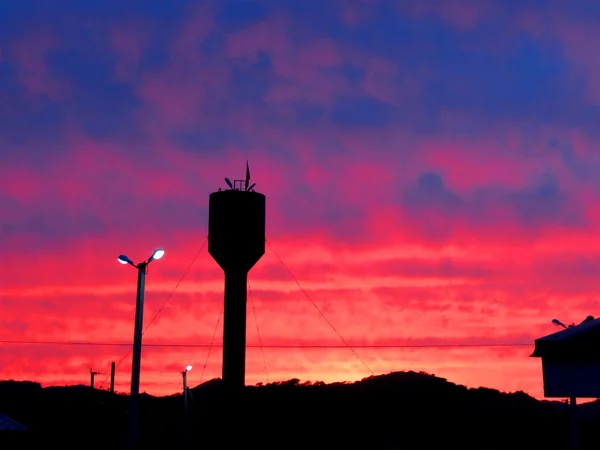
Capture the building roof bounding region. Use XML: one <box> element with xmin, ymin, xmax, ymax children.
<box><xmin>531</xmin><ymin>315</ymin><xmax>600</xmax><ymax>359</ymax></box>
<box><xmin>0</xmin><ymin>412</ymin><xmax>26</xmax><ymax>431</ymax></box>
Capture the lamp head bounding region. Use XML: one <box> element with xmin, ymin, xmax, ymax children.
<box><xmin>186</xmin><ymin>365</ymin><xmax>192</xmax><ymax>372</ymax></box>
<box><xmin>148</xmin><ymin>248</ymin><xmax>165</xmax><ymax>262</ymax></box>
<box><xmin>117</xmin><ymin>254</ymin><xmax>134</xmax><ymax>266</ymax></box>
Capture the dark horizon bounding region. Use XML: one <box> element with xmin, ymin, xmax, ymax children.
<box><xmin>3</xmin><ymin>370</ymin><xmax>598</xmax><ymax>450</ymax></box>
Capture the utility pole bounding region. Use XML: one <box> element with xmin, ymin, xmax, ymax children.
<box><xmin>181</xmin><ymin>367</ymin><xmax>191</xmax><ymax>441</ymax></box>
<box><xmin>90</xmin><ymin>368</ymin><xmax>100</xmax><ymax>389</ymax></box>
<box><xmin>117</xmin><ymin>248</ymin><xmax>164</xmax><ymax>450</ymax></box>
<box><xmin>110</xmin><ymin>361</ymin><xmax>116</xmax><ymax>394</ymax></box>
<box><xmin>129</xmin><ymin>261</ymin><xmax>147</xmax><ymax>450</ymax></box>
<box><xmin>569</xmin><ymin>397</ymin><xmax>578</xmax><ymax>450</ymax></box>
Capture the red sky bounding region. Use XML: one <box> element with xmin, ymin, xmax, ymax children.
<box><xmin>3</xmin><ymin>0</ymin><xmax>600</xmax><ymax>399</ymax></box>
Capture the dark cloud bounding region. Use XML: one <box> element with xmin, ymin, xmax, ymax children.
<box><xmin>504</xmin><ymin>173</ymin><xmax>578</xmax><ymax>227</ymax></box>
<box><xmin>216</xmin><ymin>0</ymin><xmax>270</xmax><ymax>30</ymax></box>
<box><xmin>44</xmin><ymin>47</ymin><xmax>143</xmax><ymax>139</ymax></box>
<box><xmin>4</xmin><ymin>0</ymin><xmax>599</xmax><ymax>160</ymax></box>
<box><xmin>169</xmin><ymin>127</ymin><xmax>250</xmax><ymax>153</ymax></box>
<box><xmin>0</xmin><ymin>58</ymin><xmax>65</xmax><ymax>152</ymax></box>
<box><xmin>329</xmin><ymin>95</ymin><xmax>398</xmax><ymax>128</ymax></box>
<box><xmin>227</xmin><ymin>51</ymin><xmax>273</xmax><ymax>104</ymax></box>
<box><xmin>0</xmin><ymin>90</ymin><xmax>65</xmax><ymax>150</ymax></box>
<box><xmin>321</xmin><ymin>63</ymin><xmax>365</xmax><ymax>87</ymax></box>
<box><xmin>0</xmin><ymin>190</ymin><xmax>208</xmax><ymax>254</ymax></box>
<box><xmin>403</xmin><ymin>173</ymin><xmax>463</xmax><ymax>216</ymax></box>
<box><xmin>0</xmin><ymin>0</ymin><xmax>190</xmax><ymax>25</ymax></box>
<box><xmin>0</xmin><ymin>205</ymin><xmax>108</xmax><ymax>244</ymax></box>
<box><xmin>419</xmin><ymin>33</ymin><xmax>593</xmax><ymax>130</ymax></box>
<box><xmin>402</xmin><ymin>171</ymin><xmax>587</xmax><ymax>238</ymax></box>
<box><xmin>273</xmin><ymin>181</ymin><xmax>368</xmax><ymax>242</ymax></box>
<box><xmin>350</xmin><ymin>4</ymin><xmax>438</xmax><ymax>59</ymax></box>
<box><xmin>199</xmin><ymin>31</ymin><xmax>227</xmax><ymax>58</ymax></box>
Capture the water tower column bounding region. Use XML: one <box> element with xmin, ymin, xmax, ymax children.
<box><xmin>222</xmin><ymin>269</ymin><xmax>249</xmax><ymax>390</ymax></box>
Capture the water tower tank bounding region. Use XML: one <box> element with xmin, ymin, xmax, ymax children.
<box><xmin>208</xmin><ymin>189</ymin><xmax>265</xmax><ymax>272</ymax></box>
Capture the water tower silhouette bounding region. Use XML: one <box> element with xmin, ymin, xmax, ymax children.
<box><xmin>208</xmin><ymin>164</ymin><xmax>265</xmax><ymax>393</ymax></box>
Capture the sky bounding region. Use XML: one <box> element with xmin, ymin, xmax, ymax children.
<box><xmin>2</xmin><ymin>0</ymin><xmax>600</xmax><ymax>399</ymax></box>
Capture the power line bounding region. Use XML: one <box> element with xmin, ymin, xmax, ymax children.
<box><xmin>142</xmin><ymin>237</ymin><xmax>208</xmax><ymax>336</ymax></box>
<box><xmin>266</xmin><ymin>239</ymin><xmax>375</xmax><ymax>376</ymax></box>
<box><xmin>199</xmin><ymin>305</ymin><xmax>223</xmax><ymax>384</ymax></box>
<box><xmin>249</xmin><ymin>279</ymin><xmax>269</xmax><ymax>383</ymax></box>
<box><xmin>0</xmin><ymin>339</ymin><xmax>533</xmax><ymax>348</ymax></box>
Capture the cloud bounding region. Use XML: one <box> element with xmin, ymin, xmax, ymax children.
<box><xmin>400</xmin><ymin>171</ymin><xmax>587</xmax><ymax>243</ymax></box>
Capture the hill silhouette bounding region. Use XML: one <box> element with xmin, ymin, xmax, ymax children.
<box><xmin>0</xmin><ymin>371</ymin><xmax>598</xmax><ymax>449</ymax></box>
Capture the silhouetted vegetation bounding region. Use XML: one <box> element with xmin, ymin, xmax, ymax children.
<box><xmin>0</xmin><ymin>371</ymin><xmax>597</xmax><ymax>449</ymax></box>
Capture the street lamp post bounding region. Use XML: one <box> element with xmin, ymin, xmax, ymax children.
<box><xmin>182</xmin><ymin>365</ymin><xmax>192</xmax><ymax>441</ymax></box>
<box><xmin>118</xmin><ymin>248</ymin><xmax>165</xmax><ymax>450</ymax></box>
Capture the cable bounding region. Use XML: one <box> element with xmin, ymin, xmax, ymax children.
<box><xmin>266</xmin><ymin>239</ymin><xmax>374</xmax><ymax>376</ymax></box>
<box><xmin>97</xmin><ymin>347</ymin><xmax>132</xmax><ymax>390</ymax></box>
<box><xmin>200</xmin><ymin>305</ymin><xmax>223</xmax><ymax>384</ymax></box>
<box><xmin>249</xmin><ymin>279</ymin><xmax>269</xmax><ymax>383</ymax></box>
<box><xmin>0</xmin><ymin>340</ymin><xmax>534</xmax><ymax>348</ymax></box>
<box><xmin>98</xmin><ymin>238</ymin><xmax>207</xmax><ymax>388</ymax></box>
<box><xmin>142</xmin><ymin>237</ymin><xmax>208</xmax><ymax>336</ymax></box>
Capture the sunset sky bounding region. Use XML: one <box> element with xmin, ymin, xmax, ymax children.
<box><xmin>3</xmin><ymin>0</ymin><xmax>600</xmax><ymax>399</ymax></box>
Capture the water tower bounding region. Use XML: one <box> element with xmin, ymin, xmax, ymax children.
<box><xmin>208</xmin><ymin>164</ymin><xmax>265</xmax><ymax>393</ymax></box>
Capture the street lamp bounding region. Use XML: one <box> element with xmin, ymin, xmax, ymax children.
<box><xmin>118</xmin><ymin>248</ymin><xmax>164</xmax><ymax>450</ymax></box>
<box><xmin>182</xmin><ymin>365</ymin><xmax>192</xmax><ymax>440</ymax></box>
